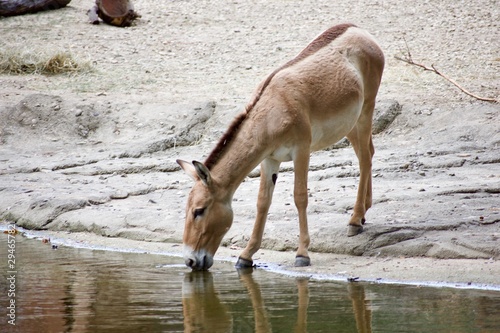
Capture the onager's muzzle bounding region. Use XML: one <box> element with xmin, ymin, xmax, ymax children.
<box><xmin>184</xmin><ymin>247</ymin><xmax>214</xmax><ymax>271</ymax></box>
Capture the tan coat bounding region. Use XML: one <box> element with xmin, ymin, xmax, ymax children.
<box><xmin>178</xmin><ymin>23</ymin><xmax>385</xmax><ymax>270</ymax></box>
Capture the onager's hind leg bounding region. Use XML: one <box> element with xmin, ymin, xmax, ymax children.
<box><xmin>346</xmin><ymin>102</ymin><xmax>375</xmax><ymax>237</ymax></box>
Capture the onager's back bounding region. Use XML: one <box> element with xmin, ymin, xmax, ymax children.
<box><xmin>178</xmin><ymin>24</ymin><xmax>384</xmax><ymax>270</ymax></box>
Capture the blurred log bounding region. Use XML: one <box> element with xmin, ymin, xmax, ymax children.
<box><xmin>88</xmin><ymin>0</ymin><xmax>140</xmax><ymax>27</ymax></box>
<box><xmin>0</xmin><ymin>0</ymin><xmax>71</xmax><ymax>17</ymax></box>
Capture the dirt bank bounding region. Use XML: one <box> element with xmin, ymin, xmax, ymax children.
<box><xmin>0</xmin><ymin>0</ymin><xmax>499</xmax><ymax>284</ymax></box>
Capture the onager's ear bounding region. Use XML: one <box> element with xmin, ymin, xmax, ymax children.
<box><xmin>192</xmin><ymin>160</ymin><xmax>212</xmax><ymax>187</ymax></box>
<box><xmin>176</xmin><ymin>159</ymin><xmax>212</xmax><ymax>187</ymax></box>
<box><xmin>176</xmin><ymin>159</ymin><xmax>199</xmax><ymax>181</ymax></box>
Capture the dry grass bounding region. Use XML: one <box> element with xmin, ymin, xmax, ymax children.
<box><xmin>0</xmin><ymin>49</ymin><xmax>92</xmax><ymax>75</ymax></box>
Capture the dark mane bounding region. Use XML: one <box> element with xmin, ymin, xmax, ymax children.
<box><xmin>204</xmin><ymin>23</ymin><xmax>356</xmax><ymax>170</ymax></box>
<box><xmin>204</xmin><ymin>112</ymin><xmax>247</xmax><ymax>169</ymax></box>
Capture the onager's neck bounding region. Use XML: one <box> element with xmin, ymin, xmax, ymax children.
<box><xmin>208</xmin><ymin>119</ymin><xmax>268</xmax><ymax>196</ymax></box>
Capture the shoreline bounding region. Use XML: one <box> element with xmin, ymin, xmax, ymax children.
<box><xmin>4</xmin><ymin>224</ymin><xmax>499</xmax><ymax>291</ymax></box>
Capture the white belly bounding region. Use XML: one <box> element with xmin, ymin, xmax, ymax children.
<box><xmin>270</xmin><ymin>145</ymin><xmax>294</xmax><ymax>162</ymax></box>
<box><xmin>310</xmin><ymin>101</ymin><xmax>363</xmax><ymax>151</ymax></box>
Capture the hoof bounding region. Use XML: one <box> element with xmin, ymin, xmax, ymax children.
<box><xmin>235</xmin><ymin>257</ymin><xmax>253</xmax><ymax>269</ymax></box>
<box><xmin>294</xmin><ymin>255</ymin><xmax>311</xmax><ymax>267</ymax></box>
<box><xmin>347</xmin><ymin>224</ymin><xmax>363</xmax><ymax>237</ymax></box>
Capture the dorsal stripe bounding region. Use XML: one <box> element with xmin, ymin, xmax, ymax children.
<box><xmin>204</xmin><ymin>23</ymin><xmax>356</xmax><ymax>170</ymax></box>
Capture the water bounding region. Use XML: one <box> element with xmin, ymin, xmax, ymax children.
<box><xmin>1</xmin><ymin>235</ymin><xmax>499</xmax><ymax>332</ymax></box>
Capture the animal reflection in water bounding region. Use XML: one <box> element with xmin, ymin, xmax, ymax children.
<box><xmin>182</xmin><ymin>269</ymin><xmax>372</xmax><ymax>333</ymax></box>
<box><xmin>177</xmin><ymin>23</ymin><xmax>384</xmax><ymax>270</ymax></box>
<box><xmin>182</xmin><ymin>271</ymin><xmax>233</xmax><ymax>332</ymax></box>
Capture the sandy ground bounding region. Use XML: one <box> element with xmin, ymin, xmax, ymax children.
<box><xmin>0</xmin><ymin>1</ymin><xmax>499</xmax><ymax>286</ymax></box>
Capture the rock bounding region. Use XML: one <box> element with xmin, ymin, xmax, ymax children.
<box><xmin>372</xmin><ymin>100</ymin><xmax>403</xmax><ymax>134</ymax></box>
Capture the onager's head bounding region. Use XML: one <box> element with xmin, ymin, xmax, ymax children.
<box><xmin>177</xmin><ymin>160</ymin><xmax>233</xmax><ymax>270</ymax></box>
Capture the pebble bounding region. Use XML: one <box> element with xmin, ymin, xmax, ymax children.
<box><xmin>111</xmin><ymin>191</ymin><xmax>129</xmax><ymax>199</ymax></box>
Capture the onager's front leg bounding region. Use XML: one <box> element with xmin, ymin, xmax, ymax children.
<box><xmin>236</xmin><ymin>158</ymin><xmax>280</xmax><ymax>268</ymax></box>
<box><xmin>293</xmin><ymin>146</ymin><xmax>311</xmax><ymax>267</ymax></box>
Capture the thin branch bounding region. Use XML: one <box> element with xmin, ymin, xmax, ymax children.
<box><xmin>395</xmin><ymin>39</ymin><xmax>498</xmax><ymax>103</ymax></box>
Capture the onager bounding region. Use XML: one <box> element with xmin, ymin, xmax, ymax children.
<box><xmin>177</xmin><ymin>23</ymin><xmax>384</xmax><ymax>270</ymax></box>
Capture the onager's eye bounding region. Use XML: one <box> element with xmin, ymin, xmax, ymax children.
<box><xmin>193</xmin><ymin>208</ymin><xmax>205</xmax><ymax>219</ymax></box>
